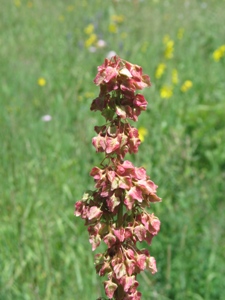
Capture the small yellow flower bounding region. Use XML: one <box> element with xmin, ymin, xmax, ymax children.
<box><xmin>138</xmin><ymin>127</ymin><xmax>148</xmax><ymax>142</ymax></box>
<box><xmin>213</xmin><ymin>49</ymin><xmax>222</xmax><ymax>61</ymax></box>
<box><xmin>85</xmin><ymin>33</ymin><xmax>97</xmax><ymax>48</ymax></box>
<box><xmin>163</xmin><ymin>35</ymin><xmax>170</xmax><ymax>44</ymax></box>
<box><xmin>38</xmin><ymin>78</ymin><xmax>46</xmax><ymax>87</ymax></box>
<box><xmin>213</xmin><ymin>45</ymin><xmax>225</xmax><ymax>62</ymax></box>
<box><xmin>164</xmin><ymin>40</ymin><xmax>174</xmax><ymax>59</ymax></box>
<box><xmin>172</xmin><ymin>69</ymin><xmax>179</xmax><ymax>85</ymax></box>
<box><xmin>84</xmin><ymin>24</ymin><xmax>94</xmax><ymax>35</ymax></box>
<box><xmin>14</xmin><ymin>0</ymin><xmax>21</xmax><ymax>7</ymax></box>
<box><xmin>160</xmin><ymin>85</ymin><xmax>173</xmax><ymax>99</ymax></box>
<box><xmin>181</xmin><ymin>80</ymin><xmax>193</xmax><ymax>92</ymax></box>
<box><xmin>155</xmin><ymin>63</ymin><xmax>166</xmax><ymax>79</ymax></box>
<box><xmin>108</xmin><ymin>23</ymin><xmax>118</xmax><ymax>33</ymax></box>
<box><xmin>111</xmin><ymin>15</ymin><xmax>124</xmax><ymax>23</ymax></box>
<box><xmin>177</xmin><ymin>28</ymin><xmax>184</xmax><ymax>40</ymax></box>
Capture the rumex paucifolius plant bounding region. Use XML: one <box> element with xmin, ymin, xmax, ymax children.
<box><xmin>75</xmin><ymin>56</ymin><xmax>161</xmax><ymax>300</ymax></box>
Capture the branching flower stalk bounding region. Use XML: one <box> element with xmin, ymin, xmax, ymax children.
<box><xmin>75</xmin><ymin>56</ymin><xmax>161</xmax><ymax>300</ymax></box>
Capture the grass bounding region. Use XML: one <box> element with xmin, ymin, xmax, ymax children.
<box><xmin>1</xmin><ymin>0</ymin><xmax>225</xmax><ymax>299</ymax></box>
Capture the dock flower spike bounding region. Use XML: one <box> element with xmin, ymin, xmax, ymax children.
<box><xmin>75</xmin><ymin>56</ymin><xmax>161</xmax><ymax>300</ymax></box>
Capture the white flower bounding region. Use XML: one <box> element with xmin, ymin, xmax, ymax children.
<box><xmin>107</xmin><ymin>51</ymin><xmax>117</xmax><ymax>59</ymax></box>
<box><xmin>96</xmin><ymin>39</ymin><xmax>107</xmax><ymax>48</ymax></box>
<box><xmin>41</xmin><ymin>115</ymin><xmax>52</xmax><ymax>122</ymax></box>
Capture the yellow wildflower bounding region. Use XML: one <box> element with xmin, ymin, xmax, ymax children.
<box><xmin>85</xmin><ymin>33</ymin><xmax>97</xmax><ymax>48</ymax></box>
<box><xmin>213</xmin><ymin>49</ymin><xmax>221</xmax><ymax>61</ymax></box>
<box><xmin>155</xmin><ymin>63</ymin><xmax>166</xmax><ymax>79</ymax></box>
<box><xmin>38</xmin><ymin>78</ymin><xmax>46</xmax><ymax>87</ymax></box>
<box><xmin>108</xmin><ymin>23</ymin><xmax>118</xmax><ymax>33</ymax></box>
<box><xmin>172</xmin><ymin>69</ymin><xmax>179</xmax><ymax>85</ymax></box>
<box><xmin>14</xmin><ymin>0</ymin><xmax>21</xmax><ymax>7</ymax></box>
<box><xmin>164</xmin><ymin>40</ymin><xmax>174</xmax><ymax>59</ymax></box>
<box><xmin>177</xmin><ymin>28</ymin><xmax>184</xmax><ymax>40</ymax></box>
<box><xmin>213</xmin><ymin>45</ymin><xmax>225</xmax><ymax>62</ymax></box>
<box><xmin>111</xmin><ymin>15</ymin><xmax>124</xmax><ymax>23</ymax></box>
<box><xmin>160</xmin><ymin>85</ymin><xmax>173</xmax><ymax>99</ymax></box>
<box><xmin>138</xmin><ymin>127</ymin><xmax>148</xmax><ymax>142</ymax></box>
<box><xmin>163</xmin><ymin>35</ymin><xmax>170</xmax><ymax>44</ymax></box>
<box><xmin>84</xmin><ymin>24</ymin><xmax>94</xmax><ymax>35</ymax></box>
<box><xmin>181</xmin><ymin>80</ymin><xmax>193</xmax><ymax>92</ymax></box>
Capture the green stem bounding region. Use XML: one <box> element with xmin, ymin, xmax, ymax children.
<box><xmin>117</xmin><ymin>197</ymin><xmax>123</xmax><ymax>228</ymax></box>
<box><xmin>114</xmin><ymin>284</ymin><xmax>124</xmax><ymax>300</ymax></box>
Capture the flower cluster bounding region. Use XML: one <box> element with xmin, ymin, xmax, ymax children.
<box><xmin>160</xmin><ymin>85</ymin><xmax>173</xmax><ymax>99</ymax></box>
<box><xmin>163</xmin><ymin>35</ymin><xmax>174</xmax><ymax>59</ymax></box>
<box><xmin>83</xmin><ymin>23</ymin><xmax>107</xmax><ymax>52</ymax></box>
<box><xmin>108</xmin><ymin>14</ymin><xmax>125</xmax><ymax>34</ymax></box>
<box><xmin>155</xmin><ymin>63</ymin><xmax>166</xmax><ymax>79</ymax></box>
<box><xmin>180</xmin><ymin>80</ymin><xmax>193</xmax><ymax>93</ymax></box>
<box><xmin>154</xmin><ymin>31</ymin><xmax>194</xmax><ymax>98</ymax></box>
<box><xmin>91</xmin><ymin>56</ymin><xmax>150</xmax><ymax>122</ymax></box>
<box><xmin>138</xmin><ymin>127</ymin><xmax>148</xmax><ymax>142</ymax></box>
<box><xmin>212</xmin><ymin>44</ymin><xmax>225</xmax><ymax>62</ymax></box>
<box><xmin>75</xmin><ymin>56</ymin><xmax>161</xmax><ymax>300</ymax></box>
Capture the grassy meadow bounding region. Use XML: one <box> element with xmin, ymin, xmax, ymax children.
<box><xmin>1</xmin><ymin>0</ymin><xmax>225</xmax><ymax>299</ymax></box>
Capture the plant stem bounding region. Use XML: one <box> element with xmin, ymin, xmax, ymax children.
<box><xmin>117</xmin><ymin>198</ymin><xmax>123</xmax><ymax>228</ymax></box>
<box><xmin>114</xmin><ymin>284</ymin><xmax>124</xmax><ymax>300</ymax></box>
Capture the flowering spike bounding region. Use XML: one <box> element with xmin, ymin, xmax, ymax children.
<box><xmin>75</xmin><ymin>56</ymin><xmax>161</xmax><ymax>300</ymax></box>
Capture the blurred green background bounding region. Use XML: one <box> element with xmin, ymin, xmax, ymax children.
<box><xmin>1</xmin><ymin>0</ymin><xmax>225</xmax><ymax>299</ymax></box>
